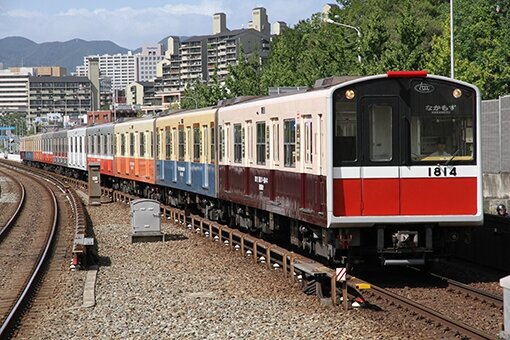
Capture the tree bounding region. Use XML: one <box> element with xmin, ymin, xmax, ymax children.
<box><xmin>225</xmin><ymin>50</ymin><xmax>265</xmax><ymax>97</ymax></box>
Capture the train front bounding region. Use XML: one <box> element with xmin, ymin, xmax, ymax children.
<box><xmin>328</xmin><ymin>71</ymin><xmax>482</xmax><ymax>265</ymax></box>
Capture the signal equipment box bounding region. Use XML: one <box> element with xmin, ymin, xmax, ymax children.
<box><xmin>130</xmin><ymin>199</ymin><xmax>164</xmax><ymax>243</ymax></box>
<box><xmin>88</xmin><ymin>163</ymin><xmax>101</xmax><ymax>206</ymax></box>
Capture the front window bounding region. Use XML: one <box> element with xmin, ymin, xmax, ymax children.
<box><xmin>410</xmin><ymin>115</ymin><xmax>474</xmax><ymax>162</ymax></box>
<box><xmin>409</xmin><ymin>82</ymin><xmax>475</xmax><ymax>164</ymax></box>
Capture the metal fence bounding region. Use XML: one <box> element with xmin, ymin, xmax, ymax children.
<box><xmin>481</xmin><ymin>96</ymin><xmax>510</xmax><ymax>173</ymax></box>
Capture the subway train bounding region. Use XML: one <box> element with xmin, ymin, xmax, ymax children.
<box><xmin>20</xmin><ymin>71</ymin><xmax>483</xmax><ymax>266</ymax></box>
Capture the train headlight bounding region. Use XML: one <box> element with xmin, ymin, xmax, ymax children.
<box><xmin>345</xmin><ymin>89</ymin><xmax>356</xmax><ymax>100</ymax></box>
<box><xmin>453</xmin><ymin>88</ymin><xmax>462</xmax><ymax>98</ymax></box>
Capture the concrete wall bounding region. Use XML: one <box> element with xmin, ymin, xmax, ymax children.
<box><xmin>483</xmin><ymin>172</ymin><xmax>510</xmax><ymax>213</ymax></box>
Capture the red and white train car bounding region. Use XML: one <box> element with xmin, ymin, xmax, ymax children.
<box><xmin>86</xmin><ymin>123</ymin><xmax>114</xmax><ymax>177</ymax></box>
<box><xmin>218</xmin><ymin>72</ymin><xmax>482</xmax><ymax>265</ymax></box>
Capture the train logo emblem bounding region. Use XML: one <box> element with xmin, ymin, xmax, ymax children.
<box><xmin>414</xmin><ymin>82</ymin><xmax>435</xmax><ymax>94</ymax></box>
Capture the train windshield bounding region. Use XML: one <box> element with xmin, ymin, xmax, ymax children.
<box><xmin>409</xmin><ymin>82</ymin><xmax>475</xmax><ymax>164</ymax></box>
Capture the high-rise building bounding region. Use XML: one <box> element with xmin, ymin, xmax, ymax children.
<box><xmin>137</xmin><ymin>44</ymin><xmax>165</xmax><ymax>82</ymax></box>
<box><xmin>77</xmin><ymin>52</ymin><xmax>137</xmax><ymax>91</ymax></box>
<box><xmin>0</xmin><ymin>69</ymin><xmax>30</xmax><ymax>115</ymax></box>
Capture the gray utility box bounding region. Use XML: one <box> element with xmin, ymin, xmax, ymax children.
<box><xmin>130</xmin><ymin>199</ymin><xmax>164</xmax><ymax>243</ymax></box>
<box><xmin>88</xmin><ymin>163</ymin><xmax>101</xmax><ymax>206</ymax></box>
<box><xmin>501</xmin><ymin>275</ymin><xmax>510</xmax><ymax>339</ymax></box>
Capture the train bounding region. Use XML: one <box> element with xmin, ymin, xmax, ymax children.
<box><xmin>20</xmin><ymin>71</ymin><xmax>483</xmax><ymax>266</ymax></box>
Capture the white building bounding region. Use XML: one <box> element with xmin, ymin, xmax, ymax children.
<box><xmin>77</xmin><ymin>45</ymin><xmax>164</xmax><ymax>91</ymax></box>
<box><xmin>0</xmin><ymin>69</ymin><xmax>31</xmax><ymax>114</ymax></box>
<box><xmin>77</xmin><ymin>52</ymin><xmax>137</xmax><ymax>91</ymax></box>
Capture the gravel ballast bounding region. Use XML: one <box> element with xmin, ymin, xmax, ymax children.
<box><xmin>16</xmin><ymin>200</ymin><xmax>408</xmax><ymax>339</ymax></box>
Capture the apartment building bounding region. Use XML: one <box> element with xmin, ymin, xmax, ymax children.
<box><xmin>28</xmin><ymin>76</ymin><xmax>93</xmax><ymax>127</ymax></box>
<box><xmin>0</xmin><ymin>69</ymin><xmax>30</xmax><ymax>115</ymax></box>
<box><xmin>154</xmin><ymin>7</ymin><xmax>271</xmax><ymax>104</ymax></box>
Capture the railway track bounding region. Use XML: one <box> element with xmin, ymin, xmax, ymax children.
<box><xmin>0</xmin><ymin>165</ymin><xmax>59</xmax><ymax>338</ymax></box>
<box><xmin>0</xmin><ymin>170</ymin><xmax>25</xmax><ymax>241</ymax></box>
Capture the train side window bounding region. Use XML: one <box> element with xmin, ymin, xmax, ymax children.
<box><xmin>369</xmin><ymin>104</ymin><xmax>393</xmax><ymax>162</ymax></box>
<box><xmin>246</xmin><ymin>120</ymin><xmax>252</xmax><ymax>163</ymax></box>
<box><xmin>272</xmin><ymin>119</ymin><xmax>279</xmax><ymax>163</ymax></box>
<box><xmin>120</xmin><ymin>134</ymin><xmax>125</xmax><ymax>156</ymax></box>
<box><xmin>334</xmin><ymin>100</ymin><xmax>357</xmax><ymax>165</ymax></box>
<box><xmin>203</xmin><ymin>125</ymin><xmax>208</xmax><ymax>163</ymax></box>
<box><xmin>284</xmin><ymin>119</ymin><xmax>296</xmax><ymax>167</ymax></box>
<box><xmin>150</xmin><ymin>131</ymin><xmax>153</xmax><ymax>158</ymax></box>
<box><xmin>107</xmin><ymin>133</ymin><xmax>111</xmax><ymax>155</ymax></box>
<box><xmin>193</xmin><ymin>124</ymin><xmax>201</xmax><ymax>162</ymax></box>
<box><xmin>129</xmin><ymin>133</ymin><xmax>135</xmax><ymax>157</ymax></box>
<box><xmin>210</xmin><ymin>122</ymin><xmax>215</xmax><ymax>162</ymax></box>
<box><xmin>139</xmin><ymin>132</ymin><xmax>145</xmax><ymax>157</ymax></box>
<box><xmin>304</xmin><ymin>116</ymin><xmax>313</xmax><ymax>167</ymax></box>
<box><xmin>225</xmin><ymin>123</ymin><xmax>230</xmax><ymax>163</ymax></box>
<box><xmin>218</xmin><ymin>125</ymin><xmax>224</xmax><ymax>162</ymax></box>
<box><xmin>88</xmin><ymin>135</ymin><xmax>92</xmax><ymax>155</ymax></box>
<box><xmin>256</xmin><ymin>121</ymin><xmax>266</xmax><ymax>165</ymax></box>
<box><xmin>234</xmin><ymin>123</ymin><xmax>242</xmax><ymax>163</ymax></box>
<box><xmin>172</xmin><ymin>128</ymin><xmax>177</xmax><ymax>160</ymax></box>
<box><xmin>186</xmin><ymin>127</ymin><xmax>191</xmax><ymax>161</ymax></box>
<box><xmin>178</xmin><ymin>126</ymin><xmax>185</xmax><ymax>161</ymax></box>
<box><xmin>165</xmin><ymin>127</ymin><xmax>171</xmax><ymax>160</ymax></box>
<box><xmin>100</xmin><ymin>135</ymin><xmax>105</xmax><ymax>155</ymax></box>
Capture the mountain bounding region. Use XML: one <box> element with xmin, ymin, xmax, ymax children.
<box><xmin>0</xmin><ymin>37</ymin><xmax>130</xmax><ymax>73</ymax></box>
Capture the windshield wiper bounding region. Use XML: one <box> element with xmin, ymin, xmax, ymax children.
<box><xmin>445</xmin><ymin>148</ymin><xmax>460</xmax><ymax>166</ymax></box>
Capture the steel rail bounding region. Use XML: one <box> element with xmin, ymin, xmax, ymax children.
<box><xmin>0</xmin><ymin>171</ymin><xmax>59</xmax><ymax>338</ymax></box>
<box><xmin>0</xmin><ymin>172</ymin><xmax>25</xmax><ymax>242</ymax></box>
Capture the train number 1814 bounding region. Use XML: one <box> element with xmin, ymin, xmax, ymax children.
<box><xmin>428</xmin><ymin>166</ymin><xmax>457</xmax><ymax>177</ymax></box>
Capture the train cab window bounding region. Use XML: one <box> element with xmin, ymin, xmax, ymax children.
<box><xmin>234</xmin><ymin>123</ymin><xmax>242</xmax><ymax>163</ymax></box>
<box><xmin>139</xmin><ymin>132</ymin><xmax>145</xmax><ymax>157</ymax></box>
<box><xmin>409</xmin><ymin>84</ymin><xmax>475</xmax><ymax>164</ymax></box>
<box><xmin>193</xmin><ymin>125</ymin><xmax>201</xmax><ymax>162</ymax></box>
<box><xmin>284</xmin><ymin>119</ymin><xmax>296</xmax><ymax>167</ymax></box>
<box><xmin>178</xmin><ymin>126</ymin><xmax>185</xmax><ymax>161</ymax></box>
<box><xmin>333</xmin><ymin>100</ymin><xmax>357</xmax><ymax>165</ymax></box>
<box><xmin>165</xmin><ymin>128</ymin><xmax>171</xmax><ymax>160</ymax></box>
<box><xmin>129</xmin><ymin>133</ymin><xmax>135</xmax><ymax>157</ymax></box>
<box><xmin>368</xmin><ymin>104</ymin><xmax>393</xmax><ymax>162</ymax></box>
<box><xmin>256</xmin><ymin>121</ymin><xmax>266</xmax><ymax>165</ymax></box>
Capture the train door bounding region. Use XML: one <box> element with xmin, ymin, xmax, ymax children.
<box><xmin>360</xmin><ymin>97</ymin><xmax>400</xmax><ymax>215</ymax></box>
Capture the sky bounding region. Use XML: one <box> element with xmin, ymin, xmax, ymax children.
<box><xmin>0</xmin><ymin>0</ymin><xmax>324</xmax><ymax>50</ymax></box>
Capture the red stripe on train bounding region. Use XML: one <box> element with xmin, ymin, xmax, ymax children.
<box><xmin>333</xmin><ymin>177</ymin><xmax>477</xmax><ymax>216</ymax></box>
